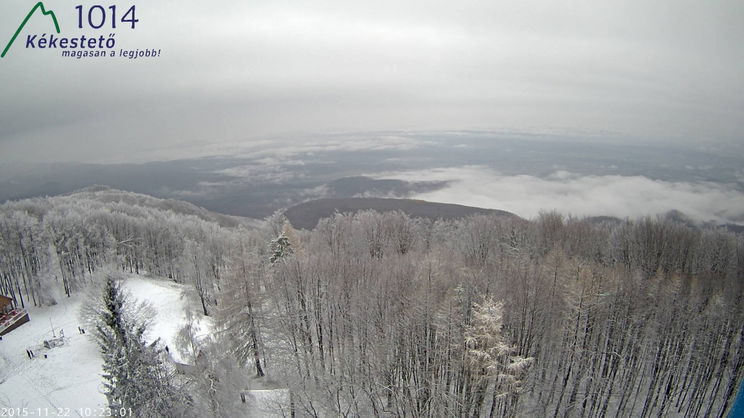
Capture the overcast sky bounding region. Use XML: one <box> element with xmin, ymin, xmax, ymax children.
<box><xmin>0</xmin><ymin>0</ymin><xmax>742</xmax><ymax>163</ymax></box>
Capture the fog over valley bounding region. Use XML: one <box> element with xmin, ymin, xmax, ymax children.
<box><xmin>1</xmin><ymin>131</ymin><xmax>743</xmax><ymax>226</ymax></box>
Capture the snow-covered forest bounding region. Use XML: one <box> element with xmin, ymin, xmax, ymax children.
<box><xmin>1</xmin><ymin>188</ymin><xmax>743</xmax><ymax>417</ymax></box>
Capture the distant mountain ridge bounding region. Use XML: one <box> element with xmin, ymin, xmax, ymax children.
<box><xmin>59</xmin><ymin>185</ymin><xmax>254</xmax><ymax>228</ymax></box>
<box><xmin>284</xmin><ymin>197</ymin><xmax>518</xmax><ymax>229</ymax></box>
<box><xmin>11</xmin><ymin>186</ymin><xmax>739</xmax><ymax>235</ymax></box>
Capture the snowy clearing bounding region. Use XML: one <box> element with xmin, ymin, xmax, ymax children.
<box><xmin>122</xmin><ymin>276</ymin><xmax>213</xmax><ymax>364</ymax></box>
<box><xmin>0</xmin><ymin>275</ymin><xmax>211</xmax><ymax>411</ymax></box>
<box><xmin>0</xmin><ymin>294</ymin><xmax>104</xmax><ymax>412</ymax></box>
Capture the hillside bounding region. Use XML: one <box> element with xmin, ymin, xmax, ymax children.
<box><xmin>1</xmin><ymin>191</ymin><xmax>742</xmax><ymax>416</ymax></box>
<box><xmin>284</xmin><ymin>197</ymin><xmax>517</xmax><ymax>229</ymax></box>
<box><xmin>60</xmin><ymin>186</ymin><xmax>253</xmax><ymax>228</ymax></box>
<box><xmin>0</xmin><ymin>276</ymin><xmax>212</xmax><ymax>411</ymax></box>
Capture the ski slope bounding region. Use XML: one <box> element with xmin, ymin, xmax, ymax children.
<box><xmin>0</xmin><ymin>294</ymin><xmax>104</xmax><ymax>413</ymax></box>
<box><xmin>123</xmin><ymin>276</ymin><xmax>213</xmax><ymax>364</ymax></box>
<box><xmin>0</xmin><ymin>276</ymin><xmax>211</xmax><ymax>411</ymax></box>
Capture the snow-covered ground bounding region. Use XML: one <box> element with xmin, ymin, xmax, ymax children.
<box><xmin>123</xmin><ymin>276</ymin><xmax>213</xmax><ymax>364</ymax></box>
<box><xmin>0</xmin><ymin>275</ymin><xmax>211</xmax><ymax>411</ymax></box>
<box><xmin>0</xmin><ymin>294</ymin><xmax>104</xmax><ymax>413</ymax></box>
<box><xmin>242</xmin><ymin>389</ymin><xmax>291</xmax><ymax>417</ymax></box>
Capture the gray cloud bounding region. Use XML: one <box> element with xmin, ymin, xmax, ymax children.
<box><xmin>375</xmin><ymin>167</ymin><xmax>744</xmax><ymax>224</ymax></box>
<box><xmin>0</xmin><ymin>0</ymin><xmax>742</xmax><ymax>163</ymax></box>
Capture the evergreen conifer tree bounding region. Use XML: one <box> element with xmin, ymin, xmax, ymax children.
<box><xmin>95</xmin><ymin>276</ymin><xmax>192</xmax><ymax>417</ymax></box>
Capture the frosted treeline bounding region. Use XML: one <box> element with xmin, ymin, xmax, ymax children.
<box><xmin>1</xmin><ymin>189</ymin><xmax>742</xmax><ymax>417</ymax></box>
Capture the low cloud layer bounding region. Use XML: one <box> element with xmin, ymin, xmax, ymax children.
<box><xmin>376</xmin><ymin>167</ymin><xmax>744</xmax><ymax>224</ymax></box>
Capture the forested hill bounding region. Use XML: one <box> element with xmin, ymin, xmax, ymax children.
<box><xmin>0</xmin><ymin>187</ymin><xmax>260</xmax><ymax>308</ymax></box>
<box><xmin>284</xmin><ymin>197</ymin><xmax>517</xmax><ymax>229</ymax></box>
<box><xmin>59</xmin><ymin>185</ymin><xmax>251</xmax><ymax>228</ymax></box>
<box><xmin>3</xmin><ymin>189</ymin><xmax>744</xmax><ymax>416</ymax></box>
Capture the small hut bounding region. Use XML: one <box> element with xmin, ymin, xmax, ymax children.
<box><xmin>0</xmin><ymin>295</ymin><xmax>29</xmax><ymax>336</ymax></box>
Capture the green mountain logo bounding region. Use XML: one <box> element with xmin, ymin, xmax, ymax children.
<box><xmin>1</xmin><ymin>2</ymin><xmax>61</xmax><ymax>58</ymax></box>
